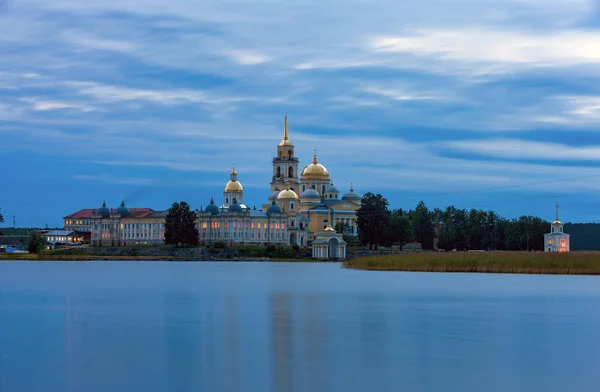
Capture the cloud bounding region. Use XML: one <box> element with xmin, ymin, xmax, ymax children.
<box><xmin>222</xmin><ymin>50</ymin><xmax>272</xmax><ymax>65</ymax></box>
<box><xmin>62</xmin><ymin>33</ymin><xmax>136</xmax><ymax>53</ymax></box>
<box><xmin>443</xmin><ymin>138</ymin><xmax>600</xmax><ymax>161</ymax></box>
<box><xmin>369</xmin><ymin>28</ymin><xmax>600</xmax><ymax>70</ymax></box>
<box><xmin>63</xmin><ymin>81</ymin><xmax>248</xmax><ymax>106</ymax></box>
<box><xmin>362</xmin><ymin>86</ymin><xmax>442</xmax><ymax>101</ymax></box>
<box><xmin>20</xmin><ymin>97</ymin><xmax>98</xmax><ymax>112</ymax></box>
<box><xmin>73</xmin><ymin>174</ymin><xmax>158</xmax><ymax>185</ymax></box>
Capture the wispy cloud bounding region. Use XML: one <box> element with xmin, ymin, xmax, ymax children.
<box><xmin>63</xmin><ymin>81</ymin><xmax>248</xmax><ymax>106</ymax></box>
<box><xmin>443</xmin><ymin>139</ymin><xmax>600</xmax><ymax>161</ymax></box>
<box><xmin>369</xmin><ymin>28</ymin><xmax>600</xmax><ymax>71</ymax></box>
<box><xmin>73</xmin><ymin>174</ymin><xmax>158</xmax><ymax>185</ymax></box>
<box><xmin>222</xmin><ymin>50</ymin><xmax>273</xmax><ymax>65</ymax></box>
<box><xmin>20</xmin><ymin>97</ymin><xmax>98</xmax><ymax>112</ymax></box>
<box><xmin>62</xmin><ymin>33</ymin><xmax>136</xmax><ymax>53</ymax></box>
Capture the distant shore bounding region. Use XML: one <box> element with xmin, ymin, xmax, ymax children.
<box><xmin>344</xmin><ymin>252</ymin><xmax>600</xmax><ymax>275</ymax></box>
<box><xmin>0</xmin><ymin>253</ymin><xmax>319</xmax><ymax>262</ymax></box>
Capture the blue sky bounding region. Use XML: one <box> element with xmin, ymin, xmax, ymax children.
<box><xmin>2</xmin><ymin>0</ymin><xmax>600</xmax><ymax>227</ymax></box>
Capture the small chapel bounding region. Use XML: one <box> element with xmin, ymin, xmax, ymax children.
<box><xmin>544</xmin><ymin>203</ymin><xmax>570</xmax><ymax>252</ymax></box>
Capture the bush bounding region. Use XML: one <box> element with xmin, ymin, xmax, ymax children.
<box><xmin>292</xmin><ymin>244</ymin><xmax>300</xmax><ymax>252</ymax></box>
<box><xmin>213</xmin><ymin>241</ymin><xmax>226</xmax><ymax>249</ymax></box>
<box><xmin>27</xmin><ymin>231</ymin><xmax>46</xmax><ymax>254</ymax></box>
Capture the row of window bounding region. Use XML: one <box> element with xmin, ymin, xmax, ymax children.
<box><xmin>199</xmin><ymin>231</ymin><xmax>282</xmax><ymax>239</ymax></box>
<box><xmin>202</xmin><ymin>221</ymin><xmax>286</xmax><ymax>230</ymax></box>
<box><xmin>65</xmin><ymin>220</ymin><xmax>91</xmax><ymax>225</ymax></box>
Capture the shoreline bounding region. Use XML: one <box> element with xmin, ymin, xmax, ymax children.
<box><xmin>0</xmin><ymin>254</ymin><xmax>316</xmax><ymax>262</ymax></box>
<box><xmin>344</xmin><ymin>251</ymin><xmax>600</xmax><ymax>276</ymax></box>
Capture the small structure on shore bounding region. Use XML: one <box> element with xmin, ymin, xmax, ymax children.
<box><xmin>311</xmin><ymin>210</ymin><xmax>347</xmax><ymax>260</ymax></box>
<box><xmin>544</xmin><ymin>203</ymin><xmax>570</xmax><ymax>252</ymax></box>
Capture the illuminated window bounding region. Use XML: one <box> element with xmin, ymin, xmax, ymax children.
<box><xmin>548</xmin><ymin>239</ymin><xmax>553</xmax><ymax>245</ymax></box>
<box><xmin>251</xmin><ymin>222</ymin><xmax>255</xmax><ymax>229</ymax></box>
<box><xmin>561</xmin><ymin>239</ymin><xmax>565</xmax><ymax>246</ymax></box>
<box><xmin>257</xmin><ymin>222</ymin><xmax>261</xmax><ymax>229</ymax></box>
<box><xmin>202</xmin><ymin>222</ymin><xmax>207</xmax><ymax>229</ymax></box>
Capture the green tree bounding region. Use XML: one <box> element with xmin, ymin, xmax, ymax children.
<box><xmin>335</xmin><ymin>222</ymin><xmax>353</xmax><ymax>236</ymax></box>
<box><xmin>438</xmin><ymin>214</ymin><xmax>456</xmax><ymax>251</ymax></box>
<box><xmin>388</xmin><ymin>210</ymin><xmax>412</xmax><ymax>249</ymax></box>
<box><xmin>357</xmin><ymin>192</ymin><xmax>390</xmax><ymax>250</ymax></box>
<box><xmin>411</xmin><ymin>201</ymin><xmax>434</xmax><ymax>249</ymax></box>
<box><xmin>28</xmin><ymin>231</ymin><xmax>45</xmax><ymax>254</ymax></box>
<box><xmin>164</xmin><ymin>201</ymin><xmax>199</xmax><ymax>247</ymax></box>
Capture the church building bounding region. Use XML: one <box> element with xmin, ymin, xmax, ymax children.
<box><xmin>544</xmin><ymin>204</ymin><xmax>570</xmax><ymax>252</ymax></box>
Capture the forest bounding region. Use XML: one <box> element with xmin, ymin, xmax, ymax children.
<box><xmin>353</xmin><ymin>192</ymin><xmax>599</xmax><ymax>251</ymax></box>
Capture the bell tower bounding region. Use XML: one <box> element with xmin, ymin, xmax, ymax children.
<box><xmin>271</xmin><ymin>115</ymin><xmax>300</xmax><ymax>194</ymax></box>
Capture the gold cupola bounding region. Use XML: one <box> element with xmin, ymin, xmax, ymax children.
<box><xmin>224</xmin><ymin>165</ymin><xmax>243</xmax><ymax>193</ymax></box>
<box><xmin>277</xmin><ymin>181</ymin><xmax>299</xmax><ymax>200</ymax></box>
<box><xmin>278</xmin><ymin>115</ymin><xmax>294</xmax><ymax>147</ymax></box>
<box><xmin>301</xmin><ymin>150</ymin><xmax>329</xmax><ymax>178</ymax></box>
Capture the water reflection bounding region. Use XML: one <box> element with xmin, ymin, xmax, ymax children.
<box><xmin>2</xmin><ymin>262</ymin><xmax>600</xmax><ymax>392</ymax></box>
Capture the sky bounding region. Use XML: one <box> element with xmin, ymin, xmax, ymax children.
<box><xmin>2</xmin><ymin>0</ymin><xmax>600</xmax><ymax>227</ymax></box>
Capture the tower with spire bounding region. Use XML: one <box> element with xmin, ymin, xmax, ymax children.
<box><xmin>271</xmin><ymin>115</ymin><xmax>300</xmax><ymax>194</ymax></box>
<box><xmin>544</xmin><ymin>203</ymin><xmax>570</xmax><ymax>252</ymax></box>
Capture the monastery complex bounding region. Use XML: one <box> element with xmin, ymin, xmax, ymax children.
<box><xmin>63</xmin><ymin>117</ymin><xmax>360</xmax><ymax>259</ymax></box>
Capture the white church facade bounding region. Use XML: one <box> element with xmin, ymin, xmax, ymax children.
<box><xmin>544</xmin><ymin>204</ymin><xmax>570</xmax><ymax>253</ymax></box>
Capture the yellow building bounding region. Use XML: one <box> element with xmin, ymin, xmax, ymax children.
<box><xmin>199</xmin><ymin>115</ymin><xmax>362</xmax><ymax>247</ymax></box>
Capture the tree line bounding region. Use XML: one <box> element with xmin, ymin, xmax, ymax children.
<box><xmin>356</xmin><ymin>192</ymin><xmax>553</xmax><ymax>251</ymax></box>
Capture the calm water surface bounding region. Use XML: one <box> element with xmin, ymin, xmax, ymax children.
<box><xmin>1</xmin><ymin>261</ymin><xmax>600</xmax><ymax>392</ymax></box>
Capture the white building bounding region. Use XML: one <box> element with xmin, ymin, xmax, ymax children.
<box><xmin>544</xmin><ymin>204</ymin><xmax>570</xmax><ymax>253</ymax></box>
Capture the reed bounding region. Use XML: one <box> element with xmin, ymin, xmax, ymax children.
<box><xmin>345</xmin><ymin>251</ymin><xmax>600</xmax><ymax>275</ymax></box>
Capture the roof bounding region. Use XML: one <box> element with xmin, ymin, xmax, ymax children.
<box><xmin>64</xmin><ymin>208</ymin><xmax>153</xmax><ymax>219</ymax></box>
<box><xmin>43</xmin><ymin>230</ymin><xmax>83</xmax><ymax>237</ymax></box>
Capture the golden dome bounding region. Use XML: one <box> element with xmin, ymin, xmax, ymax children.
<box><xmin>278</xmin><ymin>115</ymin><xmax>294</xmax><ymax>147</ymax></box>
<box><xmin>301</xmin><ymin>150</ymin><xmax>329</xmax><ymax>178</ymax></box>
<box><xmin>224</xmin><ymin>180</ymin><xmax>243</xmax><ymax>193</ymax></box>
<box><xmin>277</xmin><ymin>182</ymin><xmax>298</xmax><ymax>200</ymax></box>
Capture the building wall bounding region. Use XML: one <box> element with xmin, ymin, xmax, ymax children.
<box><xmin>544</xmin><ymin>233</ymin><xmax>570</xmax><ymax>252</ymax></box>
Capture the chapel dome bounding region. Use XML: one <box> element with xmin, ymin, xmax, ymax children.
<box><xmin>301</xmin><ymin>187</ymin><xmax>321</xmax><ymax>199</ymax></box>
<box><xmin>267</xmin><ymin>200</ymin><xmax>281</xmax><ymax>214</ymax></box>
<box><xmin>98</xmin><ymin>201</ymin><xmax>110</xmax><ymax>218</ymax></box>
<box><xmin>277</xmin><ymin>182</ymin><xmax>299</xmax><ymax>200</ymax></box>
<box><xmin>205</xmin><ymin>198</ymin><xmax>220</xmax><ymax>215</ymax></box>
<box><xmin>117</xmin><ymin>200</ymin><xmax>130</xmax><ymax>217</ymax></box>
<box><xmin>228</xmin><ymin>198</ymin><xmax>243</xmax><ymax>213</ymax></box>
<box><xmin>301</xmin><ymin>151</ymin><xmax>329</xmax><ymax>178</ymax></box>
<box><xmin>224</xmin><ymin>167</ymin><xmax>243</xmax><ymax>193</ymax></box>
<box><xmin>342</xmin><ymin>187</ymin><xmax>361</xmax><ymax>201</ymax></box>
<box><xmin>268</xmin><ymin>189</ymin><xmax>281</xmax><ymax>201</ymax></box>
<box><xmin>325</xmin><ymin>183</ymin><xmax>339</xmax><ymax>194</ymax></box>
<box><xmin>224</xmin><ymin>180</ymin><xmax>243</xmax><ymax>193</ymax></box>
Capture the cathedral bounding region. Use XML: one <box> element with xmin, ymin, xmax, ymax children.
<box><xmin>86</xmin><ymin>117</ymin><xmax>361</xmax><ymax>251</ymax></box>
<box><xmin>196</xmin><ymin>116</ymin><xmax>361</xmax><ymax>247</ymax></box>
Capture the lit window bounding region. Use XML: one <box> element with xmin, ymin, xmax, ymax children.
<box><xmin>548</xmin><ymin>239</ymin><xmax>553</xmax><ymax>245</ymax></box>
<box><xmin>202</xmin><ymin>222</ymin><xmax>207</xmax><ymax>229</ymax></box>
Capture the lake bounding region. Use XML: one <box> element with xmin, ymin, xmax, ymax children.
<box><xmin>1</xmin><ymin>261</ymin><xmax>600</xmax><ymax>392</ymax></box>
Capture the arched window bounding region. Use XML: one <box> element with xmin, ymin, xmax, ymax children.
<box><xmin>288</xmin><ymin>167</ymin><xmax>293</xmax><ymax>177</ymax></box>
<box><xmin>226</xmin><ymin>197</ymin><xmax>229</xmax><ymax>204</ymax></box>
<box><xmin>322</xmin><ymin>185</ymin><xmax>325</xmax><ymax>194</ymax></box>
<box><xmin>330</xmin><ymin>194</ymin><xmax>333</xmax><ymax>199</ymax></box>
<box><xmin>276</xmin><ymin>166</ymin><xmax>281</xmax><ymax>177</ymax></box>
<box><xmin>302</xmin><ymin>185</ymin><xmax>306</xmax><ymax>192</ymax></box>
<box><xmin>290</xmin><ymin>202</ymin><xmax>294</xmax><ymax>210</ymax></box>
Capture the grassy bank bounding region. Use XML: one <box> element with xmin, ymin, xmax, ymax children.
<box><xmin>345</xmin><ymin>252</ymin><xmax>600</xmax><ymax>275</ymax></box>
